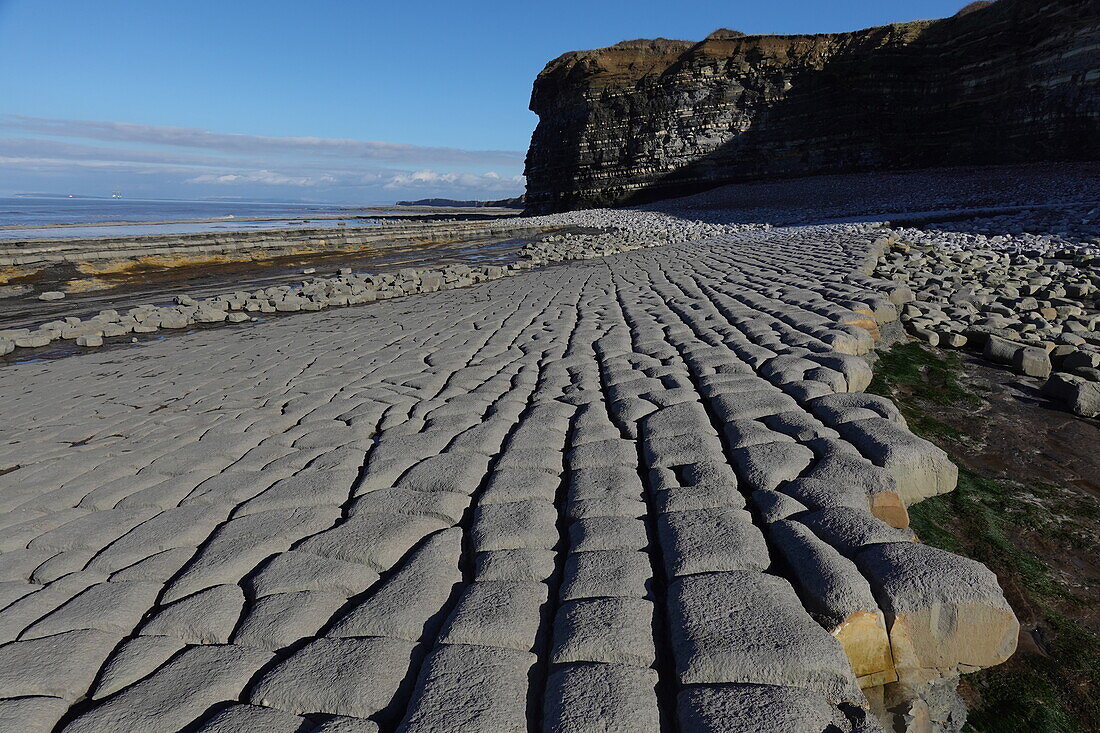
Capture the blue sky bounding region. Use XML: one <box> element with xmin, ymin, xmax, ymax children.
<box><xmin>0</xmin><ymin>0</ymin><xmax>967</xmax><ymax>203</ymax></box>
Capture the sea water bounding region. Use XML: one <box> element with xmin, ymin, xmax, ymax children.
<box><xmin>0</xmin><ymin>197</ymin><xmax>390</xmax><ymax>240</ymax></box>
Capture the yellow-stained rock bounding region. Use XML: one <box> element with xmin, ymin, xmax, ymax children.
<box><xmin>870</xmin><ymin>489</ymin><xmax>910</xmax><ymax>528</ymax></box>
<box><xmin>856</xmin><ymin>542</ymin><xmax>1019</xmax><ymax>687</ymax></box>
<box><xmin>832</xmin><ymin>609</ymin><xmax>897</xmax><ymax>689</ymax></box>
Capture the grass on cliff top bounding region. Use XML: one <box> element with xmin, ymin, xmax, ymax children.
<box><xmin>867</xmin><ymin>342</ymin><xmax>1099</xmax><ymax>733</ymax></box>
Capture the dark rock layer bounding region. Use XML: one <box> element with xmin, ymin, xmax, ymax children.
<box><xmin>524</xmin><ymin>0</ymin><xmax>1100</xmax><ymax>213</ymax></box>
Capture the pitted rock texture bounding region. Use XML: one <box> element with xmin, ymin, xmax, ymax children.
<box><xmin>0</xmin><ymin>222</ymin><xmax>1016</xmax><ymax>732</ymax></box>
<box><xmin>524</xmin><ymin>0</ymin><xmax>1099</xmax><ymax>212</ymax></box>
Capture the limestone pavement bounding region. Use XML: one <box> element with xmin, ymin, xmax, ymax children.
<box><xmin>0</xmin><ymin>222</ymin><xmax>1016</xmax><ymax>732</ymax></box>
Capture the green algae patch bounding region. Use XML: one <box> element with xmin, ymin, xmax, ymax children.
<box><xmin>869</xmin><ymin>341</ymin><xmax>1099</xmax><ymax>732</ymax></box>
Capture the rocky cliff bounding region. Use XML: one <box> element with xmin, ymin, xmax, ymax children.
<box><xmin>524</xmin><ymin>0</ymin><xmax>1100</xmax><ymax>213</ymax></box>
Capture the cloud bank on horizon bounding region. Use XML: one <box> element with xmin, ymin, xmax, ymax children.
<box><xmin>0</xmin><ymin>114</ymin><xmax>527</xmax><ymax>203</ymax></box>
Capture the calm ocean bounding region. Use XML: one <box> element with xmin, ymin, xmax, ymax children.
<box><xmin>0</xmin><ymin>197</ymin><xmax>389</xmax><ymax>240</ymax></box>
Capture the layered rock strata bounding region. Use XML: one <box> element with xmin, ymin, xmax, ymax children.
<box><xmin>524</xmin><ymin>0</ymin><xmax>1100</xmax><ymax>212</ymax></box>
<box><xmin>0</xmin><ymin>220</ymin><xmax>1015</xmax><ymax>732</ymax></box>
<box><xmin>0</xmin><ymin>219</ymin><xmax>546</xmax><ymax>285</ymax></box>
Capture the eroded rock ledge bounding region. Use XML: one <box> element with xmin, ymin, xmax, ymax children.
<box><xmin>0</xmin><ymin>219</ymin><xmax>548</xmax><ymax>286</ymax></box>
<box><xmin>524</xmin><ymin>0</ymin><xmax>1099</xmax><ymax>213</ymax></box>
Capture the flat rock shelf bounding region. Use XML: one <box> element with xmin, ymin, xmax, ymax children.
<box><xmin>0</xmin><ymin>224</ymin><xmax>1017</xmax><ymax>733</ymax></box>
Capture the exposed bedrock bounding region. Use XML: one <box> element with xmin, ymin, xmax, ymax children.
<box><xmin>0</xmin><ymin>219</ymin><xmax>551</xmax><ymax>287</ymax></box>
<box><xmin>524</xmin><ymin>0</ymin><xmax>1099</xmax><ymax>212</ymax></box>
<box><xmin>0</xmin><ymin>223</ymin><xmax>1017</xmax><ymax>732</ymax></box>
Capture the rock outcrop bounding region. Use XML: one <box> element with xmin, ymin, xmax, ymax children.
<box><xmin>524</xmin><ymin>0</ymin><xmax>1100</xmax><ymax>212</ymax></box>
<box><xmin>0</xmin><ymin>219</ymin><xmax>544</xmax><ymax>285</ymax></box>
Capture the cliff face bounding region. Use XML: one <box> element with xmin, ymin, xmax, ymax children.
<box><xmin>524</xmin><ymin>0</ymin><xmax>1100</xmax><ymax>213</ymax></box>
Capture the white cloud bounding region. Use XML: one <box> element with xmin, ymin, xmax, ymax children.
<box><xmin>0</xmin><ymin>114</ymin><xmax>524</xmax><ymax>166</ymax></box>
<box><xmin>0</xmin><ymin>155</ymin><xmax>205</xmax><ymax>175</ymax></box>
<box><xmin>383</xmin><ymin>169</ymin><xmax>525</xmax><ymax>191</ymax></box>
<box><xmin>187</xmin><ymin>170</ymin><xmax>337</xmax><ymax>187</ymax></box>
<box><xmin>0</xmin><ymin>116</ymin><xmax>528</xmax><ymax>202</ymax></box>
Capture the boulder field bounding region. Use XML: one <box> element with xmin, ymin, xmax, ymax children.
<box><xmin>875</xmin><ymin>207</ymin><xmax>1100</xmax><ymax>417</ymax></box>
